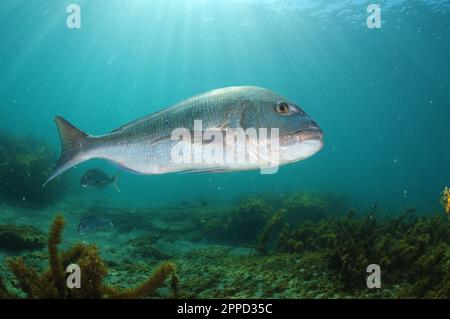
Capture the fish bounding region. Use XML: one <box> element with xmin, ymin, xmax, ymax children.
<box><xmin>43</xmin><ymin>86</ymin><xmax>323</xmax><ymax>186</ymax></box>
<box><xmin>80</xmin><ymin>168</ymin><xmax>120</xmax><ymax>192</ymax></box>
<box><xmin>77</xmin><ymin>215</ymin><xmax>114</xmax><ymax>235</ymax></box>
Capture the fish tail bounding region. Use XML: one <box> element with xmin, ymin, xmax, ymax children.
<box><xmin>42</xmin><ymin>116</ymin><xmax>91</xmax><ymax>187</ymax></box>
<box><xmin>111</xmin><ymin>172</ymin><xmax>121</xmax><ymax>192</ymax></box>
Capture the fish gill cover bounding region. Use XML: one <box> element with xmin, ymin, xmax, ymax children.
<box><xmin>0</xmin><ymin>0</ymin><xmax>449</xmax><ymax>300</ymax></box>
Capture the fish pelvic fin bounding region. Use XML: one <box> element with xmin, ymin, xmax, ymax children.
<box><xmin>42</xmin><ymin>116</ymin><xmax>91</xmax><ymax>187</ymax></box>
<box><xmin>111</xmin><ymin>172</ymin><xmax>121</xmax><ymax>192</ymax></box>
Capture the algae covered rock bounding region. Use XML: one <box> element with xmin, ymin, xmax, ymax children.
<box><xmin>197</xmin><ymin>193</ymin><xmax>342</xmax><ymax>246</ymax></box>
<box><xmin>227</xmin><ymin>197</ymin><xmax>271</xmax><ymax>242</ymax></box>
<box><xmin>198</xmin><ymin>197</ymin><xmax>272</xmax><ymax>244</ymax></box>
<box><xmin>0</xmin><ymin>131</ymin><xmax>69</xmax><ymax>207</ymax></box>
<box><xmin>81</xmin><ymin>206</ymin><xmax>156</xmax><ymax>232</ymax></box>
<box><xmin>128</xmin><ymin>234</ymin><xmax>171</xmax><ymax>261</ymax></box>
<box><xmin>0</xmin><ymin>224</ymin><xmax>47</xmax><ymax>251</ymax></box>
<box><xmin>281</xmin><ymin>192</ymin><xmax>331</xmax><ymax>223</ymax></box>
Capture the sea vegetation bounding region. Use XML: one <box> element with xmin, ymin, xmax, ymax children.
<box><xmin>274</xmin><ymin>207</ymin><xmax>450</xmax><ymax>298</ymax></box>
<box><xmin>127</xmin><ymin>234</ymin><xmax>171</xmax><ymax>261</ymax></box>
<box><xmin>196</xmin><ymin>197</ymin><xmax>272</xmax><ymax>244</ymax></box>
<box><xmin>80</xmin><ymin>206</ymin><xmax>157</xmax><ymax>232</ymax></box>
<box><xmin>196</xmin><ymin>193</ymin><xmax>334</xmax><ymax>245</ymax></box>
<box><xmin>0</xmin><ymin>130</ymin><xmax>69</xmax><ymax>207</ymax></box>
<box><xmin>1</xmin><ymin>190</ymin><xmax>448</xmax><ymax>299</ymax></box>
<box><xmin>281</xmin><ymin>192</ymin><xmax>331</xmax><ymax>222</ymax></box>
<box><xmin>0</xmin><ymin>275</ymin><xmax>16</xmax><ymax>298</ymax></box>
<box><xmin>195</xmin><ymin>192</ymin><xmax>449</xmax><ymax>298</ymax></box>
<box><xmin>441</xmin><ymin>186</ymin><xmax>450</xmax><ymax>215</ymax></box>
<box><xmin>0</xmin><ymin>224</ymin><xmax>46</xmax><ymax>252</ymax></box>
<box><xmin>2</xmin><ymin>215</ymin><xmax>176</xmax><ymax>298</ymax></box>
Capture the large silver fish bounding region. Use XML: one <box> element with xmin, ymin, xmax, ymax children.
<box><xmin>43</xmin><ymin>86</ymin><xmax>323</xmax><ymax>186</ymax></box>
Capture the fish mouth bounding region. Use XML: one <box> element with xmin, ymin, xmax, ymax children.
<box><xmin>279</xmin><ymin>127</ymin><xmax>324</xmax><ymax>162</ymax></box>
<box><xmin>293</xmin><ymin>127</ymin><xmax>324</xmax><ymax>142</ymax></box>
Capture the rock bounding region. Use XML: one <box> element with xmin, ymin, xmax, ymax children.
<box><xmin>0</xmin><ymin>224</ymin><xmax>46</xmax><ymax>251</ymax></box>
<box><xmin>127</xmin><ymin>234</ymin><xmax>171</xmax><ymax>260</ymax></box>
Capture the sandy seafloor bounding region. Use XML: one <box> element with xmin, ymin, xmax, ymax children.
<box><xmin>0</xmin><ymin>196</ymin><xmax>404</xmax><ymax>299</ymax></box>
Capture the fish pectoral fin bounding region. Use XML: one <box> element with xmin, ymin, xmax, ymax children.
<box><xmin>111</xmin><ymin>172</ymin><xmax>121</xmax><ymax>192</ymax></box>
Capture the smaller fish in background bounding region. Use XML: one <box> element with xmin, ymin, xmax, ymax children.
<box><xmin>80</xmin><ymin>168</ymin><xmax>120</xmax><ymax>192</ymax></box>
<box><xmin>77</xmin><ymin>215</ymin><xmax>114</xmax><ymax>235</ymax></box>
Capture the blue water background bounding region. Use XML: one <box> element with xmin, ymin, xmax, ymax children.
<box><xmin>0</xmin><ymin>0</ymin><xmax>449</xmax><ymax>213</ymax></box>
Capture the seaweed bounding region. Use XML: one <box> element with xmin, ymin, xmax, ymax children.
<box><xmin>0</xmin><ymin>224</ymin><xmax>47</xmax><ymax>252</ymax></box>
<box><xmin>0</xmin><ymin>130</ymin><xmax>69</xmax><ymax>207</ymax></box>
<box><xmin>198</xmin><ymin>192</ymin><xmax>339</xmax><ymax>246</ymax></box>
<box><xmin>5</xmin><ymin>215</ymin><xmax>177</xmax><ymax>299</ymax></box>
<box><xmin>107</xmin><ymin>261</ymin><xmax>176</xmax><ymax>298</ymax></box>
<box><xmin>170</xmin><ymin>273</ymin><xmax>180</xmax><ymax>298</ymax></box>
<box><xmin>0</xmin><ymin>275</ymin><xmax>16</xmax><ymax>298</ymax></box>
<box><xmin>197</xmin><ymin>197</ymin><xmax>272</xmax><ymax>244</ymax></box>
<box><xmin>48</xmin><ymin>216</ymin><xmax>66</xmax><ymax>296</ymax></box>
<box><xmin>281</xmin><ymin>192</ymin><xmax>331</xmax><ymax>223</ymax></box>
<box><xmin>441</xmin><ymin>186</ymin><xmax>450</xmax><ymax>215</ymax></box>
<box><xmin>256</xmin><ymin>209</ymin><xmax>285</xmax><ymax>255</ymax></box>
<box><xmin>274</xmin><ymin>207</ymin><xmax>450</xmax><ymax>297</ymax></box>
<box><xmin>227</xmin><ymin>197</ymin><xmax>272</xmax><ymax>243</ymax></box>
<box><xmin>127</xmin><ymin>234</ymin><xmax>171</xmax><ymax>261</ymax></box>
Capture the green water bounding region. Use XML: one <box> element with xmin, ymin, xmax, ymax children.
<box><xmin>1</xmin><ymin>0</ymin><xmax>449</xmax><ymax>212</ymax></box>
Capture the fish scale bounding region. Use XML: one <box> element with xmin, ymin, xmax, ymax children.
<box><xmin>43</xmin><ymin>86</ymin><xmax>323</xmax><ymax>186</ymax></box>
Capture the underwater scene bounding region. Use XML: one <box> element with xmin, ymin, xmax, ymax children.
<box><xmin>0</xmin><ymin>0</ymin><xmax>449</xmax><ymax>300</ymax></box>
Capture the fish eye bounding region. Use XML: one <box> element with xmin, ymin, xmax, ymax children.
<box><xmin>275</xmin><ymin>102</ymin><xmax>290</xmax><ymax>115</ymax></box>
